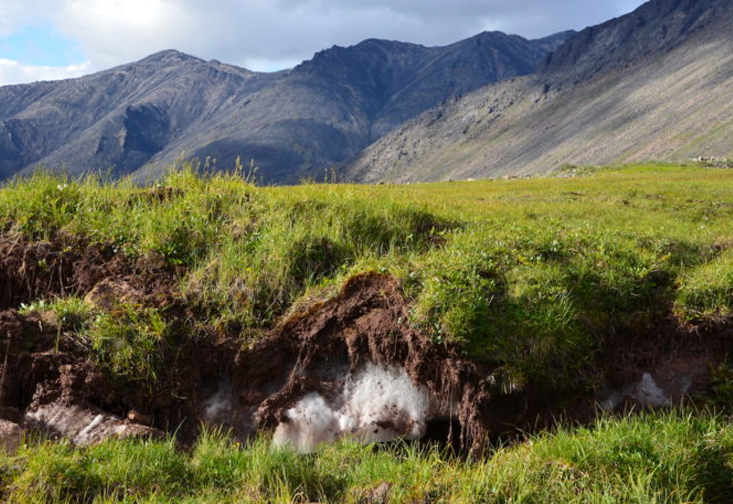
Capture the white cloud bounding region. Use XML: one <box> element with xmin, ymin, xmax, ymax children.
<box><xmin>0</xmin><ymin>59</ymin><xmax>91</xmax><ymax>85</ymax></box>
<box><xmin>0</xmin><ymin>0</ymin><xmax>62</xmax><ymax>37</ymax></box>
<box><xmin>1</xmin><ymin>0</ymin><xmax>649</xmax><ymax>81</ymax></box>
<box><xmin>56</xmin><ymin>0</ymin><xmax>197</xmax><ymax>68</ymax></box>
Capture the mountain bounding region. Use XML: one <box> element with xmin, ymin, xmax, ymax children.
<box><xmin>346</xmin><ymin>0</ymin><xmax>733</xmax><ymax>183</ymax></box>
<box><xmin>0</xmin><ymin>31</ymin><xmax>573</xmax><ymax>184</ymax></box>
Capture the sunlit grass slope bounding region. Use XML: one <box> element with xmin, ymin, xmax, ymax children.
<box><xmin>2</xmin><ymin>163</ymin><xmax>733</xmax><ymax>392</ymax></box>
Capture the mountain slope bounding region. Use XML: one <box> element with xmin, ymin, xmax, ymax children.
<box><xmin>346</xmin><ymin>0</ymin><xmax>733</xmax><ymax>182</ymax></box>
<box><xmin>0</xmin><ymin>51</ymin><xmax>276</xmax><ymax>179</ymax></box>
<box><xmin>0</xmin><ymin>31</ymin><xmax>572</xmax><ymax>183</ymax></box>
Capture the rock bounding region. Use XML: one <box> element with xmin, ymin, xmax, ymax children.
<box><xmin>360</xmin><ymin>482</ymin><xmax>392</xmax><ymax>504</ymax></box>
<box><xmin>0</xmin><ymin>418</ymin><xmax>22</xmax><ymax>452</ymax></box>
<box><xmin>84</xmin><ymin>279</ymin><xmax>142</xmax><ymax>310</ymax></box>
<box><xmin>24</xmin><ymin>401</ymin><xmax>164</xmax><ymax>445</ymax></box>
<box><xmin>127</xmin><ymin>409</ymin><xmax>154</xmax><ymax>426</ymax></box>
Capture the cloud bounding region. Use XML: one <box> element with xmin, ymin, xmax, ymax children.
<box><xmin>0</xmin><ymin>59</ymin><xmax>91</xmax><ymax>85</ymax></box>
<box><xmin>0</xmin><ymin>0</ymin><xmax>648</xmax><ymax>81</ymax></box>
<box><xmin>55</xmin><ymin>0</ymin><xmax>197</xmax><ymax>68</ymax></box>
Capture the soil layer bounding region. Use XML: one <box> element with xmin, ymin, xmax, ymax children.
<box><xmin>1</xmin><ymin>235</ymin><xmax>730</xmax><ymax>454</ymax></box>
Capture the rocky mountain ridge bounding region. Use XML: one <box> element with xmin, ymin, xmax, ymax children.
<box><xmin>346</xmin><ymin>0</ymin><xmax>733</xmax><ymax>182</ymax></box>
<box><xmin>0</xmin><ymin>31</ymin><xmax>571</xmax><ymax>183</ymax></box>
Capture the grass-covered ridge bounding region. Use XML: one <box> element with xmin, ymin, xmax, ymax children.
<box><xmin>2</xmin><ymin>164</ymin><xmax>733</xmax><ymax>391</ymax></box>
<box><xmin>3</xmin><ymin>411</ymin><xmax>733</xmax><ymax>503</ymax></box>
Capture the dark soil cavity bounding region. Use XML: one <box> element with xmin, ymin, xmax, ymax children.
<box><xmin>1</xmin><ymin>234</ymin><xmax>731</xmax><ymax>454</ymax></box>
<box><xmin>597</xmin><ymin>313</ymin><xmax>733</xmax><ymax>411</ymax></box>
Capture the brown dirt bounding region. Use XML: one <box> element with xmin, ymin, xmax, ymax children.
<box><xmin>229</xmin><ymin>272</ymin><xmax>493</xmax><ymax>454</ymax></box>
<box><xmin>1</xmin><ymin>233</ymin><xmax>732</xmax><ymax>454</ymax></box>
<box><xmin>0</xmin><ymin>233</ymin><xmax>180</xmax><ymax>311</ymax></box>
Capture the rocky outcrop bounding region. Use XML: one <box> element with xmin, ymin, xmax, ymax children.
<box><xmin>543</xmin><ymin>0</ymin><xmax>726</xmax><ymax>80</ymax></box>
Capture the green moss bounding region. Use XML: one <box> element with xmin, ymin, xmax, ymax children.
<box><xmin>78</xmin><ymin>303</ymin><xmax>172</xmax><ymax>389</ymax></box>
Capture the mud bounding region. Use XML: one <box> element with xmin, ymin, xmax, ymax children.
<box><xmin>1</xmin><ymin>234</ymin><xmax>732</xmax><ymax>454</ymax></box>
<box><xmin>203</xmin><ymin>273</ymin><xmax>493</xmax><ymax>454</ymax></box>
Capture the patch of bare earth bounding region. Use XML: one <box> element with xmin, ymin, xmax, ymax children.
<box><xmin>0</xmin><ymin>234</ymin><xmax>731</xmax><ymax>455</ymax></box>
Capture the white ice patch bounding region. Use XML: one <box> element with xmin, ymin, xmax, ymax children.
<box><xmin>634</xmin><ymin>373</ymin><xmax>669</xmax><ymax>407</ymax></box>
<box><xmin>272</xmin><ymin>363</ymin><xmax>431</xmax><ymax>452</ymax></box>
<box><xmin>272</xmin><ymin>393</ymin><xmax>340</xmax><ymax>452</ymax></box>
<box><xmin>600</xmin><ymin>372</ymin><xmax>671</xmax><ymax>411</ymax></box>
<box><xmin>24</xmin><ymin>401</ymin><xmax>160</xmax><ymax>444</ymax></box>
<box><xmin>203</xmin><ymin>387</ymin><xmax>232</xmax><ymax>422</ymax></box>
<box><xmin>77</xmin><ymin>414</ymin><xmax>105</xmax><ymax>443</ymax></box>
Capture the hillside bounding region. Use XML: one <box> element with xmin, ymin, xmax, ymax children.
<box><xmin>346</xmin><ymin>0</ymin><xmax>733</xmax><ymax>182</ymax></box>
<box><xmin>0</xmin><ymin>32</ymin><xmax>572</xmax><ymax>184</ymax></box>
<box><xmin>1</xmin><ymin>163</ymin><xmax>733</xmax><ymax>444</ymax></box>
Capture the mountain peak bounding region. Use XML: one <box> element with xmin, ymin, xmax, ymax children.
<box><xmin>138</xmin><ymin>49</ymin><xmax>202</xmax><ymax>65</ymax></box>
<box><xmin>543</xmin><ymin>0</ymin><xmax>731</xmax><ymax>79</ymax></box>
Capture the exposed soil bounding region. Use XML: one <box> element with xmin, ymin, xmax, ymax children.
<box><xmin>1</xmin><ymin>234</ymin><xmax>731</xmax><ymax>455</ymax></box>
<box><xmin>224</xmin><ymin>272</ymin><xmax>493</xmax><ymax>453</ymax></box>
<box><xmin>0</xmin><ymin>233</ymin><xmax>185</xmax><ymax>443</ymax></box>
<box><xmin>0</xmin><ymin>233</ymin><xmax>180</xmax><ymax>311</ymax></box>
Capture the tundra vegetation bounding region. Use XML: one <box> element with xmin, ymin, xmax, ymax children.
<box><xmin>2</xmin><ymin>163</ymin><xmax>733</xmax><ymax>502</ymax></box>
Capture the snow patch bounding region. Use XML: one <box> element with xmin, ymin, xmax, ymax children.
<box><xmin>600</xmin><ymin>372</ymin><xmax>671</xmax><ymax>410</ymax></box>
<box><xmin>273</xmin><ymin>362</ymin><xmax>432</xmax><ymax>452</ymax></box>
<box><xmin>203</xmin><ymin>387</ymin><xmax>232</xmax><ymax>422</ymax></box>
<box><xmin>634</xmin><ymin>373</ymin><xmax>669</xmax><ymax>407</ymax></box>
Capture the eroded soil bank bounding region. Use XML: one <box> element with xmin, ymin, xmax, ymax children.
<box><xmin>1</xmin><ymin>235</ymin><xmax>730</xmax><ymax>455</ymax></box>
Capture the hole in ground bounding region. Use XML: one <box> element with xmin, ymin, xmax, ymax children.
<box><xmin>421</xmin><ymin>417</ymin><xmax>463</xmax><ymax>453</ymax></box>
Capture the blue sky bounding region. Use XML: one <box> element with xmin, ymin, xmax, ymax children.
<box><xmin>0</xmin><ymin>0</ymin><xmax>647</xmax><ymax>86</ymax></box>
<box><xmin>1</xmin><ymin>27</ymin><xmax>85</xmax><ymax>66</ymax></box>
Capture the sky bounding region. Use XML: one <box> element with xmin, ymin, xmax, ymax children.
<box><xmin>0</xmin><ymin>0</ymin><xmax>647</xmax><ymax>86</ymax></box>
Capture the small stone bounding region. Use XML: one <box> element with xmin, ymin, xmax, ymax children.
<box><xmin>0</xmin><ymin>418</ymin><xmax>22</xmax><ymax>453</ymax></box>
<box><xmin>361</xmin><ymin>482</ymin><xmax>391</xmax><ymax>504</ymax></box>
<box><xmin>127</xmin><ymin>409</ymin><xmax>154</xmax><ymax>426</ymax></box>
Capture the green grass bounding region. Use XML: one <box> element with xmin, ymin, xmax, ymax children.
<box><xmin>3</xmin><ymin>163</ymin><xmax>733</xmax><ymax>391</ymax></box>
<box><xmin>2</xmin><ymin>411</ymin><xmax>733</xmax><ymax>503</ymax></box>
<box><xmin>5</xmin><ymin>163</ymin><xmax>733</xmax><ymax>502</ymax></box>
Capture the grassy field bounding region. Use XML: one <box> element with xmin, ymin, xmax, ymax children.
<box><xmin>2</xmin><ymin>410</ymin><xmax>733</xmax><ymax>503</ymax></box>
<box><xmin>2</xmin><ymin>163</ymin><xmax>733</xmax><ymax>388</ymax></box>
<box><xmin>2</xmin><ymin>163</ymin><xmax>733</xmax><ymax>502</ymax></box>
